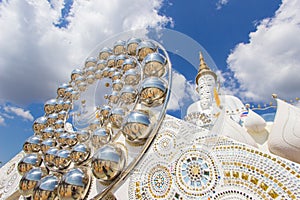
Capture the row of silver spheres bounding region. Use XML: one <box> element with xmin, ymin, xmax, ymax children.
<box><xmin>17</xmin><ymin>37</ymin><xmax>172</xmax><ymax>200</ymax></box>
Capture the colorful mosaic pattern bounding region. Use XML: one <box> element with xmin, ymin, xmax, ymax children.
<box><xmin>129</xmin><ymin>115</ymin><xmax>300</xmax><ymax>199</ymax></box>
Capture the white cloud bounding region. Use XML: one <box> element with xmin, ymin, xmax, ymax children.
<box><xmin>0</xmin><ymin>115</ymin><xmax>5</xmax><ymax>126</ymax></box>
<box><xmin>227</xmin><ymin>0</ymin><xmax>300</xmax><ymax>102</ymax></box>
<box><xmin>0</xmin><ymin>0</ymin><xmax>171</xmax><ymax>105</ymax></box>
<box><xmin>167</xmin><ymin>70</ymin><xmax>199</xmax><ymax>112</ymax></box>
<box><xmin>216</xmin><ymin>0</ymin><xmax>229</xmax><ymax>10</ymax></box>
<box><xmin>4</xmin><ymin>106</ymin><xmax>34</xmax><ymax>121</ymax></box>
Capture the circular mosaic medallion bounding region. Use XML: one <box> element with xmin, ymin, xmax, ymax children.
<box><xmin>175</xmin><ymin>148</ymin><xmax>217</xmax><ymax>196</ymax></box>
<box><xmin>153</xmin><ymin>131</ymin><xmax>176</xmax><ymax>159</ymax></box>
<box><xmin>148</xmin><ymin>165</ymin><xmax>172</xmax><ymax>198</ymax></box>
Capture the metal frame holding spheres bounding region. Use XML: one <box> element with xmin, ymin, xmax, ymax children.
<box><xmin>17</xmin><ymin>37</ymin><xmax>172</xmax><ymax>200</ymax></box>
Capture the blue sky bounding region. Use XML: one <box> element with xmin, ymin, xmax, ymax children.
<box><xmin>0</xmin><ymin>0</ymin><xmax>299</xmax><ymax>165</ymax></box>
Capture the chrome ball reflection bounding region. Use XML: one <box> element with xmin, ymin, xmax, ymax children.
<box><xmin>112</xmin><ymin>79</ymin><xmax>123</xmax><ymax>91</ymax></box>
<box><xmin>19</xmin><ymin>168</ymin><xmax>45</xmax><ymax>197</ymax></box>
<box><xmin>57</xmin><ymin>83</ymin><xmax>70</xmax><ymax>98</ymax></box>
<box><xmin>23</xmin><ymin>135</ymin><xmax>42</xmax><ymax>153</ymax></box>
<box><xmin>140</xmin><ymin>77</ymin><xmax>167</xmax><ymax>107</ymax></box>
<box><xmin>122</xmin><ymin>110</ymin><xmax>152</xmax><ymax>144</ymax></box>
<box><xmin>120</xmin><ymin>86</ymin><xmax>137</xmax><ymax>104</ymax></box>
<box><xmin>107</xmin><ymin>55</ymin><xmax>116</xmax><ymax>68</ymax></box>
<box><xmin>44</xmin><ymin>99</ymin><xmax>57</xmax><ymax>114</ymax></box>
<box><xmin>66</xmin><ymin>133</ymin><xmax>78</xmax><ymax>147</ymax></box>
<box><xmin>124</xmin><ymin>69</ymin><xmax>140</xmax><ymax>85</ymax></box>
<box><xmin>54</xmin><ymin>149</ymin><xmax>71</xmax><ymax>170</ymax></box>
<box><xmin>97</xmin><ymin>59</ymin><xmax>107</xmax><ymax>70</ymax></box>
<box><xmin>33</xmin><ymin>116</ymin><xmax>48</xmax><ymax>134</ymax></box>
<box><xmin>108</xmin><ymin>91</ymin><xmax>119</xmax><ymax>104</ymax></box>
<box><xmin>137</xmin><ymin>40</ymin><xmax>156</xmax><ymax>61</ymax></box>
<box><xmin>85</xmin><ymin>57</ymin><xmax>97</xmax><ymax>68</ymax></box>
<box><xmin>127</xmin><ymin>38</ymin><xmax>142</xmax><ymax>56</ymax></box>
<box><xmin>99</xmin><ymin>47</ymin><xmax>112</xmax><ymax>60</ymax></box>
<box><xmin>41</xmin><ymin>138</ymin><xmax>57</xmax><ymax>154</ymax></box>
<box><xmin>122</xmin><ymin>58</ymin><xmax>136</xmax><ymax>71</ymax></box>
<box><xmin>109</xmin><ymin>108</ymin><xmax>125</xmax><ymax>128</ymax></box>
<box><xmin>32</xmin><ymin>174</ymin><xmax>59</xmax><ymax>200</ymax></box>
<box><xmin>71</xmin><ymin>69</ymin><xmax>83</xmax><ymax>81</ymax></box>
<box><xmin>70</xmin><ymin>143</ymin><xmax>91</xmax><ymax>165</ymax></box>
<box><xmin>143</xmin><ymin>53</ymin><xmax>167</xmax><ymax>77</ymax></box>
<box><xmin>57</xmin><ymin>168</ymin><xmax>91</xmax><ymax>200</ymax></box>
<box><xmin>47</xmin><ymin>113</ymin><xmax>58</xmax><ymax>125</ymax></box>
<box><xmin>76</xmin><ymin>129</ymin><xmax>90</xmax><ymax>142</ymax></box>
<box><xmin>41</xmin><ymin>127</ymin><xmax>54</xmax><ymax>140</ymax></box>
<box><xmin>91</xmin><ymin>144</ymin><xmax>126</xmax><ymax>183</ymax></box>
<box><xmin>55</xmin><ymin>99</ymin><xmax>64</xmax><ymax>112</ymax></box>
<box><xmin>18</xmin><ymin>153</ymin><xmax>42</xmax><ymax>175</ymax></box>
<box><xmin>54</xmin><ymin>119</ymin><xmax>65</xmax><ymax>129</ymax></box>
<box><xmin>91</xmin><ymin>128</ymin><xmax>111</xmax><ymax>148</ymax></box>
<box><xmin>44</xmin><ymin>147</ymin><xmax>58</xmax><ymax>168</ymax></box>
<box><xmin>115</xmin><ymin>54</ymin><xmax>127</xmax><ymax>68</ymax></box>
<box><xmin>113</xmin><ymin>40</ymin><xmax>126</xmax><ymax>55</ymax></box>
<box><xmin>57</xmin><ymin>132</ymin><xmax>68</xmax><ymax>147</ymax></box>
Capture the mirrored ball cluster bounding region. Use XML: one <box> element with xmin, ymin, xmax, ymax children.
<box><xmin>17</xmin><ymin>37</ymin><xmax>171</xmax><ymax>199</ymax></box>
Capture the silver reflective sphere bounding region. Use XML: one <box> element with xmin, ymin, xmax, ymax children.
<box><xmin>76</xmin><ymin>129</ymin><xmax>90</xmax><ymax>142</ymax></box>
<box><xmin>57</xmin><ymin>83</ymin><xmax>71</xmax><ymax>98</ymax></box>
<box><xmin>57</xmin><ymin>132</ymin><xmax>69</xmax><ymax>147</ymax></box>
<box><xmin>75</xmin><ymin>75</ymin><xmax>86</xmax><ymax>85</ymax></box>
<box><xmin>107</xmin><ymin>55</ymin><xmax>116</xmax><ymax>68</ymax></box>
<box><xmin>58</xmin><ymin>110</ymin><xmax>68</xmax><ymax>120</ymax></box>
<box><xmin>99</xmin><ymin>47</ymin><xmax>112</xmax><ymax>60</ymax></box>
<box><xmin>122</xmin><ymin>110</ymin><xmax>152</xmax><ymax>144</ymax></box>
<box><xmin>124</xmin><ymin>69</ymin><xmax>140</xmax><ymax>85</ymax></box>
<box><xmin>54</xmin><ymin>119</ymin><xmax>64</xmax><ymax>129</ymax></box>
<box><xmin>41</xmin><ymin>138</ymin><xmax>57</xmax><ymax>154</ymax></box>
<box><xmin>66</xmin><ymin>133</ymin><xmax>78</xmax><ymax>147</ymax></box>
<box><xmin>44</xmin><ymin>147</ymin><xmax>59</xmax><ymax>168</ymax></box>
<box><xmin>115</xmin><ymin>54</ymin><xmax>127</xmax><ymax>68</ymax></box>
<box><xmin>96</xmin><ymin>59</ymin><xmax>107</xmax><ymax>70</ymax></box>
<box><xmin>100</xmin><ymin>105</ymin><xmax>111</xmax><ymax>118</ymax></box>
<box><xmin>63</xmin><ymin>100</ymin><xmax>72</xmax><ymax>111</ymax></box>
<box><xmin>23</xmin><ymin>135</ymin><xmax>42</xmax><ymax>153</ymax></box>
<box><xmin>95</xmin><ymin>69</ymin><xmax>103</xmax><ymax>79</ymax></box>
<box><xmin>18</xmin><ymin>153</ymin><xmax>42</xmax><ymax>175</ymax></box>
<box><xmin>41</xmin><ymin>127</ymin><xmax>54</xmax><ymax>140</ymax></box>
<box><xmin>120</xmin><ymin>86</ymin><xmax>137</xmax><ymax>104</ymax></box>
<box><xmin>44</xmin><ymin>99</ymin><xmax>57</xmax><ymax>114</ymax></box>
<box><xmin>108</xmin><ymin>91</ymin><xmax>119</xmax><ymax>104</ymax></box>
<box><xmin>54</xmin><ymin>128</ymin><xmax>65</xmax><ymax>139</ymax></box>
<box><xmin>71</xmin><ymin>69</ymin><xmax>83</xmax><ymax>81</ymax></box>
<box><xmin>86</xmin><ymin>74</ymin><xmax>95</xmax><ymax>84</ymax></box>
<box><xmin>85</xmin><ymin>66</ymin><xmax>96</xmax><ymax>76</ymax></box>
<box><xmin>91</xmin><ymin>128</ymin><xmax>111</xmax><ymax>148</ymax></box>
<box><xmin>127</xmin><ymin>38</ymin><xmax>142</xmax><ymax>56</ymax></box>
<box><xmin>57</xmin><ymin>168</ymin><xmax>91</xmax><ymax>200</ymax></box>
<box><xmin>70</xmin><ymin>143</ymin><xmax>91</xmax><ymax>165</ymax></box>
<box><xmin>122</xmin><ymin>58</ymin><xmax>136</xmax><ymax>72</ymax></box>
<box><xmin>102</xmin><ymin>67</ymin><xmax>110</xmax><ymax>78</ymax></box>
<box><xmin>108</xmin><ymin>68</ymin><xmax>116</xmax><ymax>78</ymax></box>
<box><xmin>54</xmin><ymin>149</ymin><xmax>71</xmax><ymax>170</ymax></box>
<box><xmin>109</xmin><ymin>107</ymin><xmax>125</xmax><ymax>129</ymax></box>
<box><xmin>112</xmin><ymin>79</ymin><xmax>123</xmax><ymax>91</ymax></box>
<box><xmin>32</xmin><ymin>174</ymin><xmax>59</xmax><ymax>200</ymax></box>
<box><xmin>64</xmin><ymin>87</ymin><xmax>74</xmax><ymax>99</ymax></box>
<box><xmin>33</xmin><ymin>116</ymin><xmax>48</xmax><ymax>134</ymax></box>
<box><xmin>111</xmin><ymin>71</ymin><xmax>122</xmax><ymax>81</ymax></box>
<box><xmin>85</xmin><ymin>57</ymin><xmax>97</xmax><ymax>68</ymax></box>
<box><xmin>91</xmin><ymin>144</ymin><xmax>126</xmax><ymax>183</ymax></box>
<box><xmin>113</xmin><ymin>40</ymin><xmax>126</xmax><ymax>55</ymax></box>
<box><xmin>47</xmin><ymin>113</ymin><xmax>58</xmax><ymax>125</ymax></box>
<box><xmin>140</xmin><ymin>77</ymin><xmax>167</xmax><ymax>107</ymax></box>
<box><xmin>78</xmin><ymin>82</ymin><xmax>88</xmax><ymax>92</ymax></box>
<box><xmin>55</xmin><ymin>99</ymin><xmax>64</xmax><ymax>112</ymax></box>
<box><xmin>137</xmin><ymin>40</ymin><xmax>156</xmax><ymax>61</ymax></box>
<box><xmin>19</xmin><ymin>168</ymin><xmax>45</xmax><ymax>197</ymax></box>
<box><xmin>71</xmin><ymin>90</ymin><xmax>80</xmax><ymax>100</ymax></box>
<box><xmin>143</xmin><ymin>52</ymin><xmax>167</xmax><ymax>77</ymax></box>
